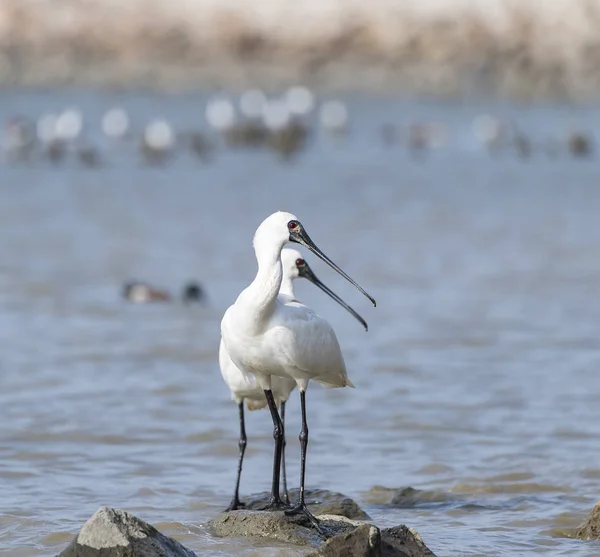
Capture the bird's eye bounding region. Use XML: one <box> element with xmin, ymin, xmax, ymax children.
<box><xmin>295</xmin><ymin>258</ymin><xmax>305</xmax><ymax>267</ymax></box>
<box><xmin>287</xmin><ymin>220</ymin><xmax>300</xmax><ymax>231</ymax></box>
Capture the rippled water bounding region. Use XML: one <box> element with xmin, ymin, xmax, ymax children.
<box><xmin>2</xmin><ymin>91</ymin><xmax>600</xmax><ymax>556</ymax></box>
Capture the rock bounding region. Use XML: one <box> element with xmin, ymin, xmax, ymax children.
<box><xmin>363</xmin><ymin>486</ymin><xmax>453</xmax><ymax>509</ymax></box>
<box><xmin>389</xmin><ymin>487</ymin><xmax>452</xmax><ymax>508</ymax></box>
<box><xmin>209</xmin><ymin>510</ymin><xmax>437</xmax><ymax>557</ymax></box>
<box><xmin>576</xmin><ymin>500</ymin><xmax>600</xmax><ymax>539</ymax></box>
<box><xmin>305</xmin><ymin>523</ymin><xmax>380</xmax><ymax>557</ymax></box>
<box><xmin>380</xmin><ymin>525</ymin><xmax>437</xmax><ymax>557</ymax></box>
<box><xmin>244</xmin><ymin>488</ymin><xmax>371</xmax><ymax>520</ymax></box>
<box><xmin>58</xmin><ymin>507</ymin><xmax>197</xmax><ymax>557</ymax></box>
<box><xmin>209</xmin><ymin>510</ymin><xmax>347</xmax><ymax>547</ymax></box>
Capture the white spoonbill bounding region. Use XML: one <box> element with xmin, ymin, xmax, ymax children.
<box><xmin>221</xmin><ymin>212</ymin><xmax>375</xmax><ymax>531</ymax></box>
<box><xmin>221</xmin><ymin>248</ymin><xmax>368</xmax><ymax>512</ymax></box>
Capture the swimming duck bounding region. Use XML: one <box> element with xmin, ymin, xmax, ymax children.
<box><xmin>123</xmin><ymin>281</ymin><xmax>206</xmax><ymax>304</ymax></box>
<box><xmin>123</xmin><ymin>281</ymin><xmax>171</xmax><ymax>303</ymax></box>
<box><xmin>182</xmin><ymin>281</ymin><xmax>205</xmax><ymax>304</ymax></box>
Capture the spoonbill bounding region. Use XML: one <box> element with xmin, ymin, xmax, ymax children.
<box><xmin>220</xmin><ymin>248</ymin><xmax>367</xmax><ymax>512</ymax></box>
<box><xmin>221</xmin><ymin>212</ymin><xmax>375</xmax><ymax>530</ymax></box>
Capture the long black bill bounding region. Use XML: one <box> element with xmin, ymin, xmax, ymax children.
<box><xmin>290</xmin><ymin>228</ymin><xmax>376</xmax><ymax>307</ymax></box>
<box><xmin>298</xmin><ymin>263</ymin><xmax>368</xmax><ymax>331</ymax></box>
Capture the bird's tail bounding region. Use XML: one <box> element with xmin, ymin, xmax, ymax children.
<box><xmin>245</xmin><ymin>399</ymin><xmax>268</xmax><ymax>411</ymax></box>
<box><xmin>314</xmin><ymin>375</ymin><xmax>356</xmax><ymax>389</ymax></box>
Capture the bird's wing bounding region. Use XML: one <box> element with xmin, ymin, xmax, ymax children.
<box><xmin>270</xmin><ymin>305</ymin><xmax>350</xmax><ymax>387</ymax></box>
<box><xmin>219</xmin><ymin>337</ymin><xmax>257</xmax><ymax>394</ymax></box>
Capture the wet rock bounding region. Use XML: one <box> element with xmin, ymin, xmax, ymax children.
<box><xmin>306</xmin><ymin>523</ymin><xmax>380</xmax><ymax>557</ymax></box>
<box><xmin>364</xmin><ymin>486</ymin><xmax>453</xmax><ymax>509</ymax></box>
<box><xmin>209</xmin><ymin>510</ymin><xmax>437</xmax><ymax>557</ymax></box>
<box><xmin>380</xmin><ymin>525</ymin><xmax>437</xmax><ymax>557</ymax></box>
<box><xmin>390</xmin><ymin>487</ymin><xmax>424</xmax><ymax>507</ymax></box>
<box><xmin>244</xmin><ymin>488</ymin><xmax>370</xmax><ymax>520</ymax></box>
<box><xmin>209</xmin><ymin>510</ymin><xmax>351</xmax><ymax>547</ymax></box>
<box><xmin>308</xmin><ymin>524</ymin><xmax>437</xmax><ymax>557</ymax></box>
<box><xmin>58</xmin><ymin>506</ymin><xmax>197</xmax><ymax>557</ymax></box>
<box><xmin>576</xmin><ymin>499</ymin><xmax>600</xmax><ymax>539</ymax></box>
<box><xmin>389</xmin><ymin>487</ymin><xmax>452</xmax><ymax>508</ymax></box>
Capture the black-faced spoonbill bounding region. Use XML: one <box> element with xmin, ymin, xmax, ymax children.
<box><xmin>220</xmin><ymin>248</ymin><xmax>367</xmax><ymax>512</ymax></box>
<box><xmin>220</xmin><ymin>212</ymin><xmax>375</xmax><ymax>531</ymax></box>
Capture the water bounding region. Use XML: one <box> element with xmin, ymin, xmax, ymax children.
<box><xmin>2</xmin><ymin>91</ymin><xmax>600</xmax><ymax>556</ymax></box>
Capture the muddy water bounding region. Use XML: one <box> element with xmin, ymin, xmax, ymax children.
<box><xmin>2</xmin><ymin>92</ymin><xmax>600</xmax><ymax>556</ymax></box>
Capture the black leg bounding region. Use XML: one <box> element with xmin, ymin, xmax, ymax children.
<box><xmin>285</xmin><ymin>390</ymin><xmax>323</xmax><ymax>534</ymax></box>
<box><xmin>259</xmin><ymin>388</ymin><xmax>287</xmax><ymax>510</ymax></box>
<box><xmin>280</xmin><ymin>400</ymin><xmax>290</xmax><ymax>505</ymax></box>
<box><xmin>224</xmin><ymin>401</ymin><xmax>247</xmax><ymax>511</ymax></box>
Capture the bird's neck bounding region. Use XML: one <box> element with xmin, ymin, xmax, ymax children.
<box><xmin>278</xmin><ymin>274</ymin><xmax>295</xmax><ymax>298</ymax></box>
<box><xmin>241</xmin><ymin>244</ymin><xmax>283</xmax><ymax>325</ymax></box>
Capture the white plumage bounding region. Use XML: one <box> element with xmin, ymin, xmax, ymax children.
<box><xmin>219</xmin><ymin>249</ymin><xmax>303</xmax><ymax>411</ymax></box>
<box><xmin>221</xmin><ymin>213</ymin><xmax>355</xmax><ymax>393</ymax></box>
<box><xmin>220</xmin><ymin>211</ymin><xmax>374</xmax><ymax>526</ymax></box>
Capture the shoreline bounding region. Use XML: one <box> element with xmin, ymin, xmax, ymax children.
<box><xmin>2</xmin><ymin>1</ymin><xmax>600</xmax><ymax>99</ymax></box>
<box><xmin>0</xmin><ymin>56</ymin><xmax>596</xmax><ymax>101</ymax></box>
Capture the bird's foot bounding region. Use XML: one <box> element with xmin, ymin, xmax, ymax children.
<box><xmin>285</xmin><ymin>500</ymin><xmax>324</xmax><ymax>536</ymax></box>
<box><xmin>224</xmin><ymin>498</ymin><xmax>245</xmax><ymax>512</ymax></box>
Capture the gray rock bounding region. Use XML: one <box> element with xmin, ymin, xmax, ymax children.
<box><xmin>389</xmin><ymin>487</ymin><xmax>452</xmax><ymax>508</ymax></box>
<box><xmin>380</xmin><ymin>525</ymin><xmax>437</xmax><ymax>557</ymax></box>
<box><xmin>306</xmin><ymin>523</ymin><xmax>380</xmax><ymax>557</ymax></box>
<box><xmin>244</xmin><ymin>488</ymin><xmax>371</xmax><ymax>520</ymax></box>
<box><xmin>209</xmin><ymin>510</ymin><xmax>353</xmax><ymax>547</ymax></box>
<box><xmin>209</xmin><ymin>510</ymin><xmax>437</xmax><ymax>557</ymax></box>
<box><xmin>58</xmin><ymin>507</ymin><xmax>197</xmax><ymax>557</ymax></box>
<box><xmin>364</xmin><ymin>486</ymin><xmax>456</xmax><ymax>510</ymax></box>
<box><xmin>576</xmin><ymin>499</ymin><xmax>600</xmax><ymax>539</ymax></box>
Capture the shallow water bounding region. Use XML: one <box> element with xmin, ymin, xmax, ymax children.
<box><xmin>2</xmin><ymin>91</ymin><xmax>600</xmax><ymax>556</ymax></box>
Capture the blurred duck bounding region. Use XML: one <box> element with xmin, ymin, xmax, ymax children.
<box><xmin>182</xmin><ymin>281</ymin><xmax>205</xmax><ymax>304</ymax></box>
<box><xmin>284</xmin><ymin>86</ymin><xmax>315</xmax><ymax>119</ymax></box>
<box><xmin>37</xmin><ymin>112</ymin><xmax>66</xmax><ymax>164</ymax></box>
<box><xmin>568</xmin><ymin>131</ymin><xmax>593</xmax><ymax>158</ymax></box>
<box><xmin>186</xmin><ymin>131</ymin><xmax>213</xmax><ymax>161</ymax></box>
<box><xmin>263</xmin><ymin>97</ymin><xmax>309</xmax><ymax>159</ymax></box>
<box><xmin>207</xmin><ymin>93</ymin><xmax>267</xmax><ymax>148</ymax></box>
<box><xmin>102</xmin><ymin>107</ymin><xmax>131</xmax><ymax>141</ymax></box>
<box><xmin>513</xmin><ymin>132</ymin><xmax>532</xmax><ymax>159</ymax></box>
<box><xmin>140</xmin><ymin>119</ymin><xmax>175</xmax><ymax>164</ymax></box>
<box><xmin>407</xmin><ymin>122</ymin><xmax>446</xmax><ymax>155</ymax></box>
<box><xmin>54</xmin><ymin>108</ymin><xmax>84</xmax><ymax>144</ymax></box>
<box><xmin>472</xmin><ymin>114</ymin><xmax>509</xmax><ymax>153</ymax></box>
<box><xmin>1</xmin><ymin>116</ymin><xmax>35</xmax><ymax>163</ymax></box>
<box><xmin>123</xmin><ymin>281</ymin><xmax>171</xmax><ymax>303</ymax></box>
<box><xmin>123</xmin><ymin>281</ymin><xmax>205</xmax><ymax>304</ymax></box>
<box><xmin>76</xmin><ymin>141</ymin><xmax>102</xmax><ymax>168</ymax></box>
<box><xmin>239</xmin><ymin>89</ymin><xmax>267</xmax><ymax>121</ymax></box>
<box><xmin>319</xmin><ymin>100</ymin><xmax>349</xmax><ymax>136</ymax></box>
<box><xmin>206</xmin><ymin>95</ymin><xmax>236</xmax><ymax>134</ymax></box>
